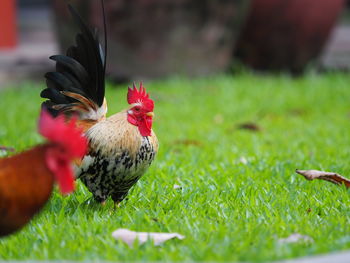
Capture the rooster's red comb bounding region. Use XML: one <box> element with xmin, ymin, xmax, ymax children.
<box><xmin>38</xmin><ymin>109</ymin><xmax>87</xmax><ymax>159</ymax></box>
<box><xmin>127</xmin><ymin>83</ymin><xmax>154</xmax><ymax>111</ymax></box>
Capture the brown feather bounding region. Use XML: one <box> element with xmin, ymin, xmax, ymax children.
<box><xmin>61</xmin><ymin>91</ymin><xmax>98</xmax><ymax>111</ymax></box>
<box><xmin>76</xmin><ymin>119</ymin><xmax>99</xmax><ymax>133</ymax></box>
<box><xmin>0</xmin><ymin>145</ymin><xmax>54</xmax><ymax>237</ymax></box>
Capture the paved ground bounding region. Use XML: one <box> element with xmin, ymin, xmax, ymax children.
<box><xmin>278</xmin><ymin>251</ymin><xmax>350</xmax><ymax>263</ymax></box>
<box><xmin>321</xmin><ymin>25</ymin><xmax>350</xmax><ymax>70</ymax></box>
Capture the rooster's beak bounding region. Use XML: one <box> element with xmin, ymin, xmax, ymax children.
<box><xmin>146</xmin><ymin>112</ymin><xmax>154</xmax><ymax>117</ymax></box>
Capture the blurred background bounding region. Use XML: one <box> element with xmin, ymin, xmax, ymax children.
<box><xmin>1</xmin><ymin>0</ymin><xmax>350</xmax><ymax>84</ymax></box>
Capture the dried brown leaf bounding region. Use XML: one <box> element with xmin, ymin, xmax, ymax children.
<box><xmin>237</xmin><ymin>122</ymin><xmax>261</xmax><ymax>132</ymax></box>
<box><xmin>288</xmin><ymin>108</ymin><xmax>307</xmax><ymax>117</ymax></box>
<box><xmin>296</xmin><ymin>169</ymin><xmax>350</xmax><ymax>188</ymax></box>
<box><xmin>112</xmin><ymin>229</ymin><xmax>185</xmax><ymax>247</ymax></box>
<box><xmin>173</xmin><ymin>139</ymin><xmax>202</xmax><ymax>147</ymax></box>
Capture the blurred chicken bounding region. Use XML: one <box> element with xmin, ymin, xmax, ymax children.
<box><xmin>40</xmin><ymin>3</ymin><xmax>158</xmax><ymax>206</ymax></box>
<box><xmin>0</xmin><ymin>111</ymin><xmax>87</xmax><ymax>237</ymax></box>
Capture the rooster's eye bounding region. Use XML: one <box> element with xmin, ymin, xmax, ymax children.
<box><xmin>134</xmin><ymin>107</ymin><xmax>141</xmax><ymax>112</ymax></box>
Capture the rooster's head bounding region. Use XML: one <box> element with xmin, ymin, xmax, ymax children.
<box><xmin>127</xmin><ymin>83</ymin><xmax>154</xmax><ymax>137</ymax></box>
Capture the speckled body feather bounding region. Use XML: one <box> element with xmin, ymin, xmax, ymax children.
<box><xmin>76</xmin><ymin>111</ymin><xmax>158</xmax><ymax>203</ymax></box>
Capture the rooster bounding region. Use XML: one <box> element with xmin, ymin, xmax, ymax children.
<box><xmin>0</xmin><ymin>111</ymin><xmax>87</xmax><ymax>237</ymax></box>
<box><xmin>40</xmin><ymin>4</ymin><xmax>158</xmax><ymax>206</ymax></box>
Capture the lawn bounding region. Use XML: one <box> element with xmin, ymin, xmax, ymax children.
<box><xmin>1</xmin><ymin>73</ymin><xmax>350</xmax><ymax>261</ymax></box>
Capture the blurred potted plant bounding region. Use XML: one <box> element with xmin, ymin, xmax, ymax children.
<box><xmin>234</xmin><ymin>0</ymin><xmax>345</xmax><ymax>74</ymax></box>
<box><xmin>53</xmin><ymin>0</ymin><xmax>249</xmax><ymax>80</ymax></box>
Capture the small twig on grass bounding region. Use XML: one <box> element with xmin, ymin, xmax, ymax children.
<box><xmin>172</xmin><ymin>139</ymin><xmax>202</xmax><ymax>147</ymax></box>
<box><xmin>236</xmin><ymin>122</ymin><xmax>261</xmax><ymax>132</ymax></box>
<box><xmin>296</xmin><ymin>169</ymin><xmax>350</xmax><ymax>188</ymax></box>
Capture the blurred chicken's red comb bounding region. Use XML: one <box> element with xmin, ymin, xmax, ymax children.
<box><xmin>127</xmin><ymin>83</ymin><xmax>154</xmax><ymax>111</ymax></box>
<box><xmin>38</xmin><ymin>109</ymin><xmax>87</xmax><ymax>159</ymax></box>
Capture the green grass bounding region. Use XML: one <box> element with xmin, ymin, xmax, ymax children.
<box><xmin>1</xmin><ymin>73</ymin><xmax>350</xmax><ymax>261</ymax></box>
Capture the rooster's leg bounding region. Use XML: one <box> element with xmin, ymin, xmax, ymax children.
<box><xmin>108</xmin><ymin>202</ymin><xmax>120</xmax><ymax>215</ymax></box>
<box><xmin>113</xmin><ymin>201</ymin><xmax>121</xmax><ymax>210</ymax></box>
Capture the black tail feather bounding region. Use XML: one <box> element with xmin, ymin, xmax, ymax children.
<box><xmin>41</xmin><ymin>2</ymin><xmax>106</xmax><ymax>116</ymax></box>
<box><xmin>41</xmin><ymin>87</ymin><xmax>69</xmax><ymax>105</ymax></box>
<box><xmin>67</xmin><ymin>4</ymin><xmax>105</xmax><ymax>104</ymax></box>
<box><xmin>41</xmin><ymin>101</ymin><xmax>59</xmax><ymax>117</ymax></box>
<box><xmin>44</xmin><ymin>71</ymin><xmax>88</xmax><ymax>98</ymax></box>
<box><xmin>50</xmin><ymin>55</ymin><xmax>91</xmax><ymax>93</ymax></box>
<box><xmin>101</xmin><ymin>0</ymin><xmax>107</xmax><ymax>73</ymax></box>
